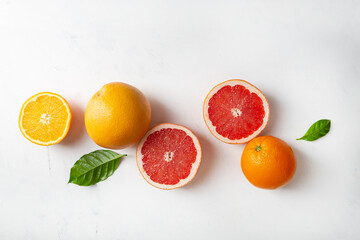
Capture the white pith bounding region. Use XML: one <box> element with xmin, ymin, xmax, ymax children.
<box><xmin>203</xmin><ymin>80</ymin><xmax>270</xmax><ymax>144</ymax></box>
<box><xmin>164</xmin><ymin>152</ymin><xmax>174</xmax><ymax>162</ymax></box>
<box><xmin>40</xmin><ymin>113</ymin><xmax>51</xmax><ymax>125</ymax></box>
<box><xmin>231</xmin><ymin>108</ymin><xmax>242</xmax><ymax>117</ymax></box>
<box><xmin>19</xmin><ymin>93</ymin><xmax>72</xmax><ymax>145</ymax></box>
<box><xmin>136</xmin><ymin>123</ymin><xmax>202</xmax><ymax>190</ymax></box>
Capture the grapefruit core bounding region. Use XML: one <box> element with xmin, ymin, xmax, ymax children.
<box><xmin>136</xmin><ymin>123</ymin><xmax>202</xmax><ymax>190</ymax></box>
<box><xmin>203</xmin><ymin>79</ymin><xmax>270</xmax><ymax>144</ymax></box>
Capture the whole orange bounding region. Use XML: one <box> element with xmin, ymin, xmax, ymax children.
<box><xmin>85</xmin><ymin>82</ymin><xmax>151</xmax><ymax>149</ymax></box>
<box><xmin>241</xmin><ymin>136</ymin><xmax>296</xmax><ymax>189</ymax></box>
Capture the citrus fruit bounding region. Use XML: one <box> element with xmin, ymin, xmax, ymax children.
<box><xmin>203</xmin><ymin>79</ymin><xmax>270</xmax><ymax>144</ymax></box>
<box><xmin>241</xmin><ymin>136</ymin><xmax>296</xmax><ymax>189</ymax></box>
<box><xmin>19</xmin><ymin>92</ymin><xmax>72</xmax><ymax>146</ymax></box>
<box><xmin>85</xmin><ymin>82</ymin><xmax>151</xmax><ymax>149</ymax></box>
<box><xmin>136</xmin><ymin>123</ymin><xmax>202</xmax><ymax>190</ymax></box>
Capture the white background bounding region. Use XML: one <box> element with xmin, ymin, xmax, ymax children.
<box><xmin>1</xmin><ymin>1</ymin><xmax>360</xmax><ymax>239</ymax></box>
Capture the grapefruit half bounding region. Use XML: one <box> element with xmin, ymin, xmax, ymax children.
<box><xmin>136</xmin><ymin>123</ymin><xmax>202</xmax><ymax>190</ymax></box>
<box><xmin>203</xmin><ymin>79</ymin><xmax>270</xmax><ymax>144</ymax></box>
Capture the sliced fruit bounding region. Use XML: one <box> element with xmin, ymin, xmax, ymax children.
<box><xmin>241</xmin><ymin>136</ymin><xmax>297</xmax><ymax>189</ymax></box>
<box><xmin>203</xmin><ymin>79</ymin><xmax>270</xmax><ymax>144</ymax></box>
<box><xmin>136</xmin><ymin>123</ymin><xmax>202</xmax><ymax>190</ymax></box>
<box><xmin>19</xmin><ymin>92</ymin><xmax>72</xmax><ymax>146</ymax></box>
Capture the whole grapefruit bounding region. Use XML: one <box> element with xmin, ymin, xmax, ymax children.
<box><xmin>85</xmin><ymin>82</ymin><xmax>151</xmax><ymax>149</ymax></box>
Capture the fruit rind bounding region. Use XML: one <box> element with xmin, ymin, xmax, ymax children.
<box><xmin>85</xmin><ymin>82</ymin><xmax>151</xmax><ymax>149</ymax></box>
<box><xmin>19</xmin><ymin>92</ymin><xmax>72</xmax><ymax>146</ymax></box>
<box><xmin>203</xmin><ymin>79</ymin><xmax>270</xmax><ymax>144</ymax></box>
<box><xmin>241</xmin><ymin>136</ymin><xmax>297</xmax><ymax>189</ymax></box>
<box><xmin>136</xmin><ymin>123</ymin><xmax>202</xmax><ymax>190</ymax></box>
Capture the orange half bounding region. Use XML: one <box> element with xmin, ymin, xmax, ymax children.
<box><xmin>19</xmin><ymin>92</ymin><xmax>72</xmax><ymax>146</ymax></box>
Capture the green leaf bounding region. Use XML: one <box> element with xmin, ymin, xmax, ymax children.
<box><xmin>69</xmin><ymin>150</ymin><xmax>126</xmax><ymax>186</ymax></box>
<box><xmin>297</xmin><ymin>119</ymin><xmax>331</xmax><ymax>141</ymax></box>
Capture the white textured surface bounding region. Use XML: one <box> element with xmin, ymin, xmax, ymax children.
<box><xmin>1</xmin><ymin>1</ymin><xmax>360</xmax><ymax>239</ymax></box>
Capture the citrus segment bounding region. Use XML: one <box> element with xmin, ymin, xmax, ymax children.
<box><xmin>19</xmin><ymin>92</ymin><xmax>72</xmax><ymax>146</ymax></box>
<box><xmin>136</xmin><ymin>123</ymin><xmax>202</xmax><ymax>190</ymax></box>
<box><xmin>203</xmin><ymin>79</ymin><xmax>269</xmax><ymax>144</ymax></box>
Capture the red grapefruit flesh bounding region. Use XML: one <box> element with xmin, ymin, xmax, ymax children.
<box><xmin>136</xmin><ymin>123</ymin><xmax>202</xmax><ymax>190</ymax></box>
<box><xmin>203</xmin><ymin>79</ymin><xmax>270</xmax><ymax>144</ymax></box>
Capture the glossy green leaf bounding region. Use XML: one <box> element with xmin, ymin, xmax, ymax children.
<box><xmin>69</xmin><ymin>150</ymin><xmax>126</xmax><ymax>186</ymax></box>
<box><xmin>297</xmin><ymin>119</ymin><xmax>331</xmax><ymax>141</ymax></box>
